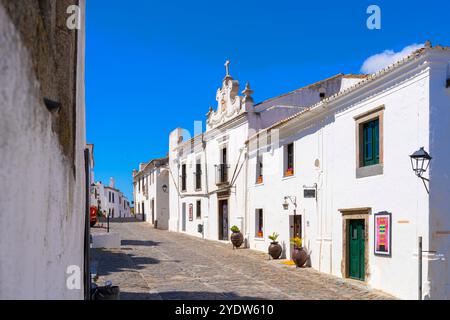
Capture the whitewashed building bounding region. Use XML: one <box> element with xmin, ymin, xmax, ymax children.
<box><xmin>166</xmin><ymin>43</ymin><xmax>450</xmax><ymax>299</ymax></box>
<box><xmin>0</xmin><ymin>0</ymin><xmax>88</xmax><ymax>299</ymax></box>
<box><xmin>91</xmin><ymin>178</ymin><xmax>131</xmax><ymax>218</ymax></box>
<box><xmin>133</xmin><ymin>157</ymin><xmax>170</xmax><ymax>229</ymax></box>
<box><xmin>168</xmin><ymin>61</ymin><xmax>363</xmax><ymax>240</ymax></box>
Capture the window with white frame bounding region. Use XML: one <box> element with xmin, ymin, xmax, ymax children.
<box><xmin>181</xmin><ymin>163</ymin><xmax>187</xmax><ymax>191</ymax></box>
<box><xmin>255</xmin><ymin>209</ymin><xmax>264</xmax><ymax>238</ymax></box>
<box><xmin>256</xmin><ymin>152</ymin><xmax>263</xmax><ymax>184</ymax></box>
<box><xmin>196</xmin><ymin>200</ymin><xmax>201</xmax><ymax>219</ymax></box>
<box><xmin>195</xmin><ymin>158</ymin><xmax>202</xmax><ymax>190</ymax></box>
<box><xmin>284</xmin><ymin>143</ymin><xmax>294</xmax><ymax>177</ymax></box>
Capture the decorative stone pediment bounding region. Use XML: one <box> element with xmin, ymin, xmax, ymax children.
<box><xmin>206</xmin><ymin>61</ymin><xmax>253</xmax><ymax>130</ymax></box>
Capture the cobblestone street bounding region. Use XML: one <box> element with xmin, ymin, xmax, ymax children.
<box><xmin>91</xmin><ymin>220</ymin><xmax>395</xmax><ymax>300</ymax></box>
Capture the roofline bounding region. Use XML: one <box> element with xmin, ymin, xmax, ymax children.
<box><xmin>135</xmin><ymin>156</ymin><xmax>169</xmax><ymax>177</ymax></box>
<box><xmin>103</xmin><ymin>185</ymin><xmax>128</xmax><ymax>198</ymax></box>
<box><xmin>253</xmin><ymin>73</ymin><xmax>366</xmax><ymax>109</ymax></box>
<box><xmin>246</xmin><ymin>44</ymin><xmax>450</xmax><ymax>144</ymax></box>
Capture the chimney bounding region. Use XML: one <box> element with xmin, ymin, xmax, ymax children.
<box><xmin>109</xmin><ymin>177</ymin><xmax>115</xmax><ymax>188</ymax></box>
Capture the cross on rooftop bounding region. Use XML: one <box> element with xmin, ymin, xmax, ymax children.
<box><xmin>225</xmin><ymin>60</ymin><xmax>230</xmax><ymax>76</ymax></box>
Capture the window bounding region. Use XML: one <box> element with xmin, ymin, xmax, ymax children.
<box><xmin>196</xmin><ymin>200</ymin><xmax>201</xmax><ymax>219</ymax></box>
<box><xmin>256</xmin><ymin>153</ymin><xmax>263</xmax><ymax>184</ymax></box>
<box><xmin>362</xmin><ymin>119</ymin><xmax>379</xmax><ymax>166</ymax></box>
<box><xmin>112</xmin><ymin>193</ymin><xmax>115</xmax><ymax>203</ymax></box>
<box><xmin>109</xmin><ymin>191</ymin><xmax>111</xmax><ymax>203</ymax></box>
<box><xmin>181</xmin><ymin>163</ymin><xmax>187</xmax><ymax>191</ymax></box>
<box><xmin>284</xmin><ymin>143</ymin><xmax>294</xmax><ymax>176</ymax></box>
<box><xmin>255</xmin><ymin>209</ymin><xmax>264</xmax><ymax>238</ymax></box>
<box><xmin>195</xmin><ymin>159</ymin><xmax>202</xmax><ymax>190</ymax></box>
<box><xmin>216</xmin><ymin>147</ymin><xmax>228</xmax><ymax>184</ymax></box>
<box><xmin>355</xmin><ymin>106</ymin><xmax>384</xmax><ymax>178</ymax></box>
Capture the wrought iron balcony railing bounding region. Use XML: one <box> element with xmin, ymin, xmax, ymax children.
<box><xmin>194</xmin><ymin>171</ymin><xmax>202</xmax><ymax>190</ymax></box>
<box><xmin>215</xmin><ymin>164</ymin><xmax>229</xmax><ymax>185</ymax></box>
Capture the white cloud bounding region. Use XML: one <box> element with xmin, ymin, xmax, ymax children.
<box><xmin>360</xmin><ymin>43</ymin><xmax>424</xmax><ymax>74</ymax></box>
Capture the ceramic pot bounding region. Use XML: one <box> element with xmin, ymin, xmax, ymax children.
<box><xmin>230</xmin><ymin>231</ymin><xmax>244</xmax><ymax>248</ymax></box>
<box><xmin>268</xmin><ymin>242</ymin><xmax>282</xmax><ymax>259</ymax></box>
<box><xmin>292</xmin><ymin>246</ymin><xmax>308</xmax><ymax>268</ymax></box>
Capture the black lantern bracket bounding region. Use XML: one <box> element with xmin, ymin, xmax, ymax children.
<box><xmin>409</xmin><ymin>147</ymin><xmax>432</xmax><ymax>193</ymax></box>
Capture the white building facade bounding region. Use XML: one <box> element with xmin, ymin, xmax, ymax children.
<box><xmin>168</xmin><ymin>62</ymin><xmax>362</xmax><ymax>240</ymax></box>
<box><xmin>166</xmin><ymin>44</ymin><xmax>450</xmax><ymax>299</ymax></box>
<box><xmin>91</xmin><ymin>178</ymin><xmax>131</xmax><ymax>218</ymax></box>
<box><xmin>133</xmin><ymin>157</ymin><xmax>170</xmax><ymax>229</ymax></box>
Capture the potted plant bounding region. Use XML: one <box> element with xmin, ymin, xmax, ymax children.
<box><xmin>285</xmin><ymin>168</ymin><xmax>294</xmax><ymax>177</ymax></box>
<box><xmin>268</xmin><ymin>232</ymin><xmax>282</xmax><ymax>259</ymax></box>
<box><xmin>291</xmin><ymin>237</ymin><xmax>308</xmax><ymax>268</ymax></box>
<box><xmin>230</xmin><ymin>225</ymin><xmax>244</xmax><ymax>249</ymax></box>
<box><xmin>257</xmin><ymin>175</ymin><xmax>263</xmax><ymax>184</ymax></box>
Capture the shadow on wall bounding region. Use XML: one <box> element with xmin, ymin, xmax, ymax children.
<box><xmin>120</xmin><ymin>291</ymin><xmax>267</xmax><ymax>300</ymax></box>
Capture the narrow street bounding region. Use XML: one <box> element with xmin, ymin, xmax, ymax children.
<box><xmin>91</xmin><ymin>221</ymin><xmax>394</xmax><ymax>300</ymax></box>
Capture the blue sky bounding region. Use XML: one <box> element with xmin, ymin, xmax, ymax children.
<box><xmin>86</xmin><ymin>0</ymin><xmax>449</xmax><ymax>200</ymax></box>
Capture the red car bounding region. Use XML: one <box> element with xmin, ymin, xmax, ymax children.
<box><xmin>90</xmin><ymin>206</ymin><xmax>98</xmax><ymax>227</ymax></box>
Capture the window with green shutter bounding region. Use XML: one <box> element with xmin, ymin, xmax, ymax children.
<box><xmin>362</xmin><ymin>119</ymin><xmax>379</xmax><ymax>166</ymax></box>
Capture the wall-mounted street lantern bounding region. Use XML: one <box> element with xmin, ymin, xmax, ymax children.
<box><xmin>410</xmin><ymin>147</ymin><xmax>432</xmax><ymax>178</ymax></box>
<box><xmin>283</xmin><ymin>196</ymin><xmax>297</xmax><ymax>211</ymax></box>
<box><xmin>283</xmin><ymin>195</ymin><xmax>299</xmax><ymax>236</ymax></box>
<box><xmin>282</xmin><ymin>198</ymin><xmax>290</xmax><ymax>210</ymax></box>
<box><xmin>410</xmin><ymin>147</ymin><xmax>432</xmax><ymax>193</ymax></box>
<box><xmin>162</xmin><ymin>184</ymin><xmax>168</xmax><ymax>193</ymax></box>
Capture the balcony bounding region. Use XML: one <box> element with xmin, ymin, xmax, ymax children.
<box><xmin>215</xmin><ymin>164</ymin><xmax>229</xmax><ymax>185</ymax></box>
<box><xmin>194</xmin><ymin>171</ymin><xmax>202</xmax><ymax>190</ymax></box>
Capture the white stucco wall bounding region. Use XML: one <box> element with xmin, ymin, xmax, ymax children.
<box><xmin>103</xmin><ymin>186</ymin><xmax>131</xmax><ymax>218</ymax></box>
<box><xmin>133</xmin><ymin>159</ymin><xmax>170</xmax><ymax>229</ymax></box>
<box><xmin>427</xmin><ymin>53</ymin><xmax>450</xmax><ymax>299</ymax></box>
<box><xmin>165</xmin><ymin>50</ymin><xmax>450</xmax><ymax>300</ymax></box>
<box><xmin>246</xmin><ymin>51</ymin><xmax>450</xmax><ymax>299</ymax></box>
<box><xmin>0</xmin><ymin>1</ymin><xmax>86</xmax><ymax>299</ymax></box>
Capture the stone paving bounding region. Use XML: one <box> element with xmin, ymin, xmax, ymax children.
<box><xmin>91</xmin><ymin>220</ymin><xmax>395</xmax><ymax>300</ymax></box>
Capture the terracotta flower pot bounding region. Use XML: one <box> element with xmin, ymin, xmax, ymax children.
<box><xmin>268</xmin><ymin>242</ymin><xmax>282</xmax><ymax>259</ymax></box>
<box><xmin>230</xmin><ymin>231</ymin><xmax>244</xmax><ymax>248</ymax></box>
<box><xmin>292</xmin><ymin>246</ymin><xmax>308</xmax><ymax>268</ymax></box>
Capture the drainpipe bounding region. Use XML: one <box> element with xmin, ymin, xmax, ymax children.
<box><xmin>203</xmin><ymin>138</ymin><xmax>209</xmax><ymax>239</ymax></box>
<box><xmin>83</xmin><ymin>148</ymin><xmax>91</xmax><ymax>300</ymax></box>
<box><xmin>418</xmin><ymin>236</ymin><xmax>422</xmax><ymax>300</ymax></box>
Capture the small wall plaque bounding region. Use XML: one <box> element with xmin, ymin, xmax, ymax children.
<box><xmin>304</xmin><ymin>189</ymin><xmax>316</xmax><ymax>198</ymax></box>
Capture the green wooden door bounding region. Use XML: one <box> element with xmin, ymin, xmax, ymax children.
<box><xmin>348</xmin><ymin>220</ymin><xmax>365</xmax><ymax>281</ymax></box>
